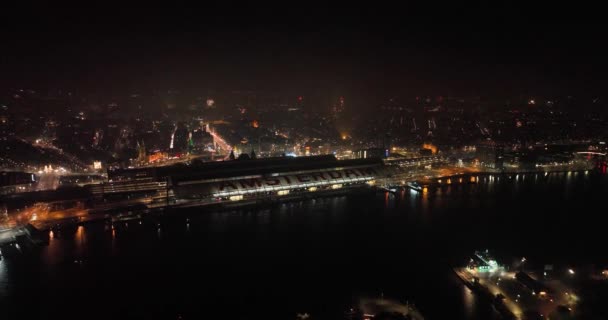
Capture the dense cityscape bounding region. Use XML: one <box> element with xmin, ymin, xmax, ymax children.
<box><xmin>1</xmin><ymin>9</ymin><xmax>608</xmax><ymax>320</ymax></box>
<box><xmin>2</xmin><ymin>88</ymin><xmax>606</xmax><ymax>172</ymax></box>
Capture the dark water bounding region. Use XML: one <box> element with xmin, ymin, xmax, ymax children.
<box><xmin>1</xmin><ymin>171</ymin><xmax>607</xmax><ymax>319</ymax></box>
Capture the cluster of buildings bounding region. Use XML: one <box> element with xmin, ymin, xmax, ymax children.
<box><xmin>0</xmin><ymin>171</ymin><xmax>37</xmax><ymax>195</ymax></box>
<box><xmin>473</xmin><ymin>140</ymin><xmax>607</xmax><ymax>171</ymax></box>
<box><xmin>0</xmin><ymin>88</ymin><xmax>607</xmax><ymax>176</ymax></box>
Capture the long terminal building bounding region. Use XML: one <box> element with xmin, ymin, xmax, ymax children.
<box><xmin>92</xmin><ymin>155</ymin><xmax>395</xmax><ymax>209</ymax></box>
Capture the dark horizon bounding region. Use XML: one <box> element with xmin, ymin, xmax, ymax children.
<box><xmin>2</xmin><ymin>7</ymin><xmax>607</xmax><ymax>98</ymax></box>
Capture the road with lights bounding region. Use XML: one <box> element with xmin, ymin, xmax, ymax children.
<box><xmin>208</xmin><ymin>128</ymin><xmax>231</xmax><ymax>156</ymax></box>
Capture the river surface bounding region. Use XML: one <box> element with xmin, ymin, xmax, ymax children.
<box><xmin>1</xmin><ymin>171</ymin><xmax>607</xmax><ymax>319</ymax></box>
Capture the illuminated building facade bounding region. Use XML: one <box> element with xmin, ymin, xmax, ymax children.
<box><xmin>171</xmin><ymin>122</ymin><xmax>190</xmax><ymax>153</ymax></box>
<box><xmin>476</xmin><ymin>142</ymin><xmax>504</xmax><ymax>169</ymax></box>
<box><xmin>101</xmin><ymin>155</ymin><xmax>390</xmax><ymax>207</ymax></box>
<box><xmin>354</xmin><ymin>148</ymin><xmax>389</xmax><ymax>159</ymax></box>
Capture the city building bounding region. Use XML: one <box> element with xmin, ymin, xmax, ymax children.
<box><xmin>353</xmin><ymin>148</ymin><xmax>389</xmax><ymax>159</ymax></box>
<box><xmin>99</xmin><ymin>155</ymin><xmax>390</xmax><ymax>207</ymax></box>
<box><xmin>170</xmin><ymin>122</ymin><xmax>190</xmax><ymax>153</ymax></box>
<box><xmin>0</xmin><ymin>171</ymin><xmax>37</xmax><ymax>195</ymax></box>
<box><xmin>476</xmin><ymin>142</ymin><xmax>504</xmax><ymax>169</ymax></box>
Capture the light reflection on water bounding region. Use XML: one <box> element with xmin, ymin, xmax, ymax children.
<box><xmin>75</xmin><ymin>225</ymin><xmax>85</xmax><ymax>256</ymax></box>
<box><xmin>0</xmin><ymin>256</ymin><xmax>6</xmax><ymax>293</ymax></box>
<box><xmin>42</xmin><ymin>227</ymin><xmax>63</xmax><ymax>266</ymax></box>
<box><xmin>2</xmin><ymin>171</ymin><xmax>606</xmax><ymax>320</ymax></box>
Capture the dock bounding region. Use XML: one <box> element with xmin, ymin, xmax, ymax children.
<box><xmin>454</xmin><ymin>250</ymin><xmax>580</xmax><ymax>320</ymax></box>
<box><xmin>0</xmin><ymin>224</ymin><xmax>49</xmax><ymax>257</ymax></box>
<box><xmin>453</xmin><ymin>267</ymin><xmax>518</xmax><ymax>320</ymax></box>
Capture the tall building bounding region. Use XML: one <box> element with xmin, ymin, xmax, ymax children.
<box><xmin>476</xmin><ymin>142</ymin><xmax>504</xmax><ymax>169</ymax></box>
<box><xmin>381</xmin><ymin>133</ymin><xmax>391</xmax><ymax>150</ymax></box>
<box><xmin>0</xmin><ymin>114</ymin><xmax>10</xmax><ymax>140</ymax></box>
<box><xmin>332</xmin><ymin>96</ymin><xmax>345</xmax><ymax>117</ymax></box>
<box><xmin>171</xmin><ymin>122</ymin><xmax>190</xmax><ymax>153</ymax></box>
<box><xmin>0</xmin><ymin>104</ymin><xmax>14</xmax><ymax>141</ymax></box>
<box><xmin>136</xmin><ymin>141</ymin><xmax>146</xmax><ymax>164</ymax></box>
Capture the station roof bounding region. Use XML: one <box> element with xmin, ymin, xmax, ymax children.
<box><xmin>109</xmin><ymin>155</ymin><xmax>383</xmax><ymax>182</ymax></box>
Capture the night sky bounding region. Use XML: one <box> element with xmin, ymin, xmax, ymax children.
<box><xmin>2</xmin><ymin>6</ymin><xmax>607</xmax><ymax>98</ymax></box>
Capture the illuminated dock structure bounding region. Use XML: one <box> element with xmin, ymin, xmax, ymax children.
<box><xmin>467</xmin><ymin>249</ymin><xmax>504</xmax><ymax>273</ymax></box>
